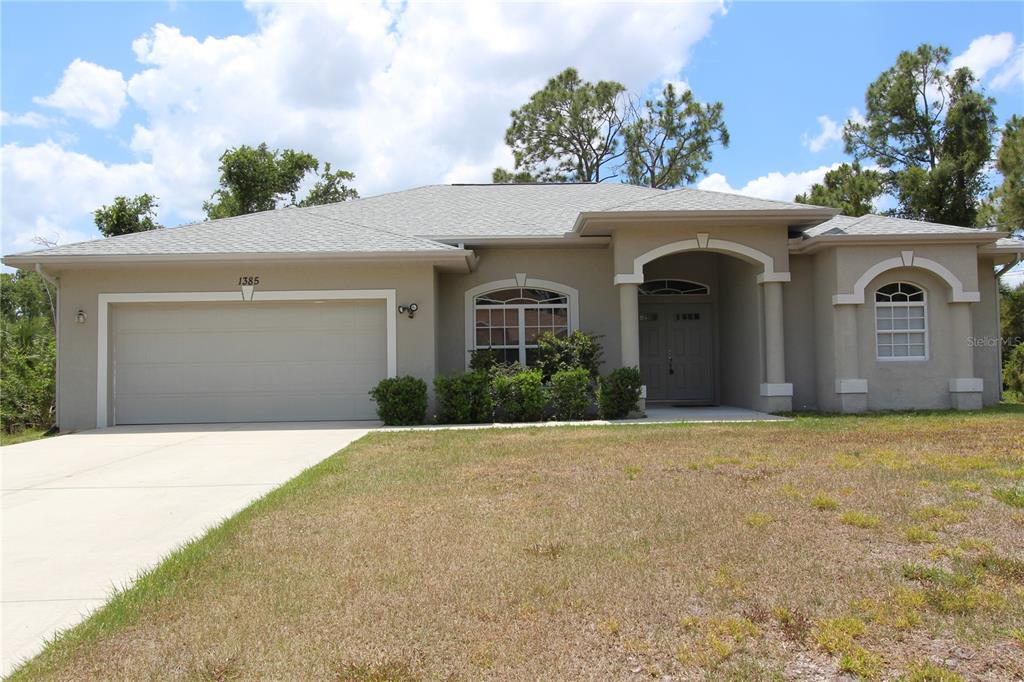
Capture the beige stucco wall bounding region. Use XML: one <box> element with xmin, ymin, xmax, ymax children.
<box><xmin>716</xmin><ymin>256</ymin><xmax>763</xmax><ymax>409</ymax></box>
<box><xmin>53</xmin><ymin>261</ymin><xmax>437</xmax><ymax>432</ymax></box>
<box><xmin>436</xmin><ymin>247</ymin><xmax>620</xmax><ymax>375</ymax></box>
<box><xmin>786</xmin><ymin>255</ymin><xmax>818</xmax><ymax>411</ymax></box>
<box><xmin>610</xmin><ymin>222</ymin><xmax>791</xmax><ymax>277</ymax></box>
<box><xmin>44</xmin><ymin>230</ymin><xmax>1002</xmax><ymax>430</ymax></box>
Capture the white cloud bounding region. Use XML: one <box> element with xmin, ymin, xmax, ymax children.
<box><xmin>802</xmin><ymin>115</ymin><xmax>842</xmax><ymax>153</ymax></box>
<box><xmin>991</xmin><ymin>46</ymin><xmax>1024</xmax><ymax>90</ymax></box>
<box><xmin>2</xmin><ymin>141</ymin><xmax>158</xmax><ymax>253</ymax></box>
<box><xmin>9</xmin><ymin>216</ymin><xmax>97</xmax><ymax>253</ymax></box>
<box><xmin>950</xmin><ymin>33</ymin><xmax>1015</xmax><ymax>81</ymax></box>
<box><xmin>698</xmin><ymin>163</ymin><xmax>843</xmax><ymax>202</ymax></box>
<box><xmin>34</xmin><ymin>58</ymin><xmax>128</xmax><ymax>128</ymax></box>
<box><xmin>4</xmin><ymin>1</ymin><xmax>725</xmax><ymax>253</ymax></box>
<box><xmin>0</xmin><ymin>111</ymin><xmax>55</xmax><ymax>129</ymax></box>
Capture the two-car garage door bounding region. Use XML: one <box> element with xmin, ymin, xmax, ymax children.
<box><xmin>112</xmin><ymin>301</ymin><xmax>386</xmax><ymax>424</ymax></box>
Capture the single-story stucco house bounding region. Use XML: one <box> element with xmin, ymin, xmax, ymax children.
<box><xmin>4</xmin><ymin>183</ymin><xmax>1023</xmax><ymax>430</ymax></box>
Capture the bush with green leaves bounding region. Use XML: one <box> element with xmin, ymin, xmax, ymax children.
<box><xmin>368</xmin><ymin>376</ymin><xmax>427</xmax><ymax>425</ymax></box>
<box><xmin>535</xmin><ymin>330</ymin><xmax>604</xmax><ymax>381</ymax></box>
<box><xmin>1004</xmin><ymin>342</ymin><xmax>1024</xmax><ymax>397</ymax></box>
<box><xmin>549</xmin><ymin>368</ymin><xmax>593</xmax><ymax>420</ymax></box>
<box><xmin>598</xmin><ymin>367</ymin><xmax>642</xmax><ymax>419</ymax></box>
<box><xmin>1</xmin><ymin>271</ymin><xmax>56</xmax><ymax>434</ymax></box>
<box><xmin>434</xmin><ymin>371</ymin><xmax>494</xmax><ymax>424</ymax></box>
<box><xmin>492</xmin><ymin>369</ymin><xmax>547</xmax><ymax>423</ymax></box>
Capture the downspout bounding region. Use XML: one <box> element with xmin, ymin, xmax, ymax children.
<box><xmin>35</xmin><ymin>263</ymin><xmax>60</xmax><ymax>431</ymax></box>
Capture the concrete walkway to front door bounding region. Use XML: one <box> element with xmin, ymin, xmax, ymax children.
<box><xmin>1</xmin><ymin>421</ymin><xmax>374</xmax><ymax>676</ymax></box>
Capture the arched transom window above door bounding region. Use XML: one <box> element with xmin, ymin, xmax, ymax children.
<box><xmin>473</xmin><ymin>287</ymin><xmax>570</xmax><ymax>365</ymax></box>
<box><xmin>639</xmin><ymin>279</ymin><xmax>710</xmax><ymax>296</ymax></box>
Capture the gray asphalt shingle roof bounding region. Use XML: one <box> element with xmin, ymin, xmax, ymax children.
<box><xmin>306</xmin><ymin>183</ymin><xmax>663</xmax><ymax>237</ymax></box>
<box><xmin>594</xmin><ymin>186</ymin><xmax>833</xmax><ymax>214</ymax></box>
<box><xmin>4</xmin><ymin>183</ymin><xmax>1006</xmax><ymax>260</ymax></box>
<box><xmin>9</xmin><ymin>206</ymin><xmax>460</xmax><ymax>258</ymax></box>
<box><xmin>803</xmin><ymin>214</ymin><xmax>987</xmax><ymax>238</ymax></box>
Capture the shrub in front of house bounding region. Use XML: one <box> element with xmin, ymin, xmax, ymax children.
<box><xmin>434</xmin><ymin>371</ymin><xmax>494</xmax><ymax>424</ymax></box>
<box><xmin>368</xmin><ymin>376</ymin><xmax>427</xmax><ymax>425</ymax></box>
<box><xmin>549</xmin><ymin>367</ymin><xmax>593</xmax><ymax>421</ymax></box>
<box><xmin>1004</xmin><ymin>343</ymin><xmax>1024</xmax><ymax>397</ymax></box>
<box><xmin>492</xmin><ymin>369</ymin><xmax>547</xmax><ymax>423</ymax></box>
<box><xmin>598</xmin><ymin>367</ymin><xmax>642</xmax><ymax>419</ymax></box>
<box><xmin>535</xmin><ymin>330</ymin><xmax>604</xmax><ymax>382</ymax></box>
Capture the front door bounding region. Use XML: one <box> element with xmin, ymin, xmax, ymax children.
<box><xmin>639</xmin><ymin>303</ymin><xmax>713</xmax><ymax>403</ymax></box>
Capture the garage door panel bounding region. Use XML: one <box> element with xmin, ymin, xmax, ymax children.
<box><xmin>117</xmin><ymin>360</ymin><xmax>386</xmax><ymax>396</ymax></box>
<box><xmin>113</xmin><ymin>301</ymin><xmax>387</xmax><ymax>424</ymax></box>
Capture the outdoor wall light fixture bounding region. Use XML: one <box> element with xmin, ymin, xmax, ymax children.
<box><xmin>397</xmin><ymin>303</ymin><xmax>418</xmax><ymax>319</ymax></box>
<box><xmin>76</xmin><ymin>310</ymin><xmax>88</xmax><ymax>324</ymax></box>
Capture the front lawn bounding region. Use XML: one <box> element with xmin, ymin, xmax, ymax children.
<box><xmin>14</xmin><ymin>408</ymin><xmax>1024</xmax><ymax>680</ymax></box>
<box><xmin>0</xmin><ymin>427</ymin><xmax>52</xmax><ymax>446</ymax></box>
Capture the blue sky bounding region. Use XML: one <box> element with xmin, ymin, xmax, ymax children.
<box><xmin>1</xmin><ymin>1</ymin><xmax>1022</xmax><ymax>277</ymax></box>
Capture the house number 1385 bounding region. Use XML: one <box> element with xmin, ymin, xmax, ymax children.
<box><xmin>238</xmin><ymin>276</ymin><xmax>260</xmax><ymax>286</ymax></box>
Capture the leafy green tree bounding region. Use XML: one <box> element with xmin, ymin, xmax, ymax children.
<box><xmin>980</xmin><ymin>115</ymin><xmax>1024</xmax><ymax>236</ymax></box>
<box><xmin>500</xmin><ymin>68</ymin><xmax>627</xmax><ymax>182</ymax></box>
<box><xmin>203</xmin><ymin>143</ymin><xmax>318</xmax><ymax>219</ymax></box>
<box><xmin>622</xmin><ymin>83</ymin><xmax>729</xmax><ymax>189</ymax></box>
<box><xmin>93</xmin><ymin>194</ymin><xmax>162</xmax><ymax>237</ymax></box>
<box><xmin>0</xmin><ymin>271</ymin><xmax>56</xmax><ymax>433</ymax></box>
<box><xmin>491</xmin><ymin>167</ymin><xmax>544</xmax><ymax>184</ymax></box>
<box><xmin>843</xmin><ymin>44</ymin><xmax>998</xmax><ymax>227</ymax></box>
<box><xmin>298</xmin><ymin>163</ymin><xmax>359</xmax><ymax>206</ymax></box>
<box><xmin>795</xmin><ymin>162</ymin><xmax>883</xmax><ymax>216</ymax></box>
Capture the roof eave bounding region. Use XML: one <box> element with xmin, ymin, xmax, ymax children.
<box><xmin>790</xmin><ymin>231</ymin><xmax>1008</xmax><ymax>254</ymax></box>
<box><xmin>1</xmin><ymin>249</ymin><xmax>474</xmax><ymax>270</ymax></box>
<box><xmin>572</xmin><ymin>208</ymin><xmax>840</xmax><ymax>235</ymax></box>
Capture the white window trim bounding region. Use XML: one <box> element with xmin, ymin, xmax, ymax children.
<box><xmin>638</xmin><ymin>278</ymin><xmax>711</xmax><ymax>296</ymax></box>
<box><xmin>874</xmin><ymin>283</ymin><xmax>928</xmax><ymax>362</ymax></box>
<box><xmin>96</xmin><ymin>289</ymin><xmax>397</xmax><ymax>428</ymax></box>
<box><xmin>464</xmin><ymin>278</ymin><xmax>579</xmax><ymax>369</ymax></box>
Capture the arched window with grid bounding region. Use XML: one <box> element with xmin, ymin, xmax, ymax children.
<box><xmin>875</xmin><ymin>282</ymin><xmax>927</xmax><ymax>360</ymax></box>
<box><xmin>473</xmin><ymin>287</ymin><xmax>570</xmax><ymax>365</ymax></box>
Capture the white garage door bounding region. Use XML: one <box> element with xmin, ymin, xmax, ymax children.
<box><xmin>112</xmin><ymin>300</ymin><xmax>387</xmax><ymax>424</ymax></box>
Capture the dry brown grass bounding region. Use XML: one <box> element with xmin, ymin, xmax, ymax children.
<box><xmin>13</xmin><ymin>409</ymin><xmax>1024</xmax><ymax>681</ymax></box>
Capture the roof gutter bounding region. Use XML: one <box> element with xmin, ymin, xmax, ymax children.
<box><xmin>789</xmin><ymin>231</ymin><xmax>1008</xmax><ymax>254</ymax></box>
<box><xmin>2</xmin><ymin>249</ymin><xmax>475</xmax><ymax>269</ymax></box>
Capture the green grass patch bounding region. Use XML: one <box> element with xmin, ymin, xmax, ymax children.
<box><xmin>840</xmin><ymin>510</ymin><xmax>881</xmax><ymax>529</ymax></box>
<box><xmin>992</xmin><ymin>486</ymin><xmax>1024</xmax><ymax>508</ymax></box>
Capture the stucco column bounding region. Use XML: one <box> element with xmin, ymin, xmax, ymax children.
<box><xmin>763</xmin><ymin>281</ymin><xmax>786</xmax><ymax>384</ymax></box>
<box><xmin>949</xmin><ymin>302</ymin><xmax>982</xmax><ymax>410</ymax></box>
<box><xmin>833</xmin><ymin>304</ymin><xmax>868</xmax><ymax>413</ymax></box>
<box><xmin>618</xmin><ymin>282</ymin><xmax>640</xmax><ymax>368</ymax></box>
<box><xmin>759</xmin><ymin>280</ymin><xmax>792</xmax><ymax>412</ymax></box>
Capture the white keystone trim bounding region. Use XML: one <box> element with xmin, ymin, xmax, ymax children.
<box><xmin>835</xmin><ymin>378</ymin><xmax>868</xmax><ymax>394</ymax></box>
<box><xmin>96</xmin><ymin>289</ymin><xmax>397</xmax><ymax>428</ymax></box>
<box><xmin>615</xmin><ymin>237</ymin><xmax>789</xmax><ymax>286</ymax></box>
<box><xmin>832</xmin><ymin>254</ymin><xmax>980</xmax><ymax>305</ymax></box>
<box><xmin>759</xmin><ymin>382</ymin><xmax>794</xmax><ymax>397</ymax></box>
<box><xmin>463</xmin><ymin>277</ymin><xmax>580</xmax><ymax>369</ymax></box>
<box><xmin>948</xmin><ymin>378</ymin><xmax>983</xmax><ymax>393</ymax></box>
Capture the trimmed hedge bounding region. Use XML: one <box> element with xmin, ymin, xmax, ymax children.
<box><xmin>598</xmin><ymin>367</ymin><xmax>642</xmax><ymax>419</ymax></box>
<box><xmin>549</xmin><ymin>368</ymin><xmax>592</xmax><ymax>421</ymax></box>
<box><xmin>368</xmin><ymin>376</ymin><xmax>427</xmax><ymax>425</ymax></box>
<box><xmin>492</xmin><ymin>369</ymin><xmax>547</xmax><ymax>423</ymax></box>
<box><xmin>434</xmin><ymin>371</ymin><xmax>493</xmax><ymax>424</ymax></box>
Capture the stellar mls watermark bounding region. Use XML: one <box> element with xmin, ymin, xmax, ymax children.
<box><xmin>966</xmin><ymin>336</ymin><xmax>1023</xmax><ymax>348</ymax></box>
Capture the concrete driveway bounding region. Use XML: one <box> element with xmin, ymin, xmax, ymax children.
<box><xmin>1</xmin><ymin>421</ymin><xmax>373</xmax><ymax>675</ymax></box>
